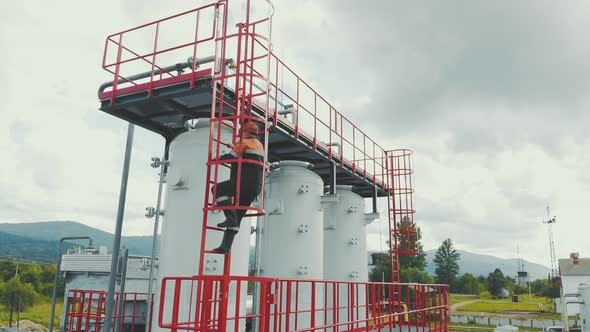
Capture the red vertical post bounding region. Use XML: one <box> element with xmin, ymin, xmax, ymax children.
<box><xmin>148</xmin><ymin>23</ymin><xmax>160</xmax><ymax>97</ymax></box>
<box><xmin>110</xmin><ymin>33</ymin><xmax>124</xmax><ymax>105</ymax></box>
<box><xmin>190</xmin><ymin>10</ymin><xmax>201</xmax><ymax>89</ymax></box>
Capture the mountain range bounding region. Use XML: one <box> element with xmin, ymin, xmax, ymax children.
<box><xmin>424</xmin><ymin>249</ymin><xmax>551</xmax><ymax>280</ymax></box>
<box><xmin>0</xmin><ymin>221</ymin><xmax>154</xmax><ymax>263</ymax></box>
<box><xmin>0</xmin><ymin>221</ymin><xmax>550</xmax><ymax>279</ymax></box>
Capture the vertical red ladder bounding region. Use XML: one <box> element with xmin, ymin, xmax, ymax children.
<box><xmin>194</xmin><ymin>1</ymin><xmax>273</xmax><ymax>330</ymax></box>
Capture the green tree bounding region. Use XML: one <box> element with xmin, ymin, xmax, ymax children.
<box><xmin>0</xmin><ymin>259</ymin><xmax>17</xmax><ymax>281</ymax></box>
<box><xmin>433</xmin><ymin>239</ymin><xmax>460</xmax><ymax>290</ymax></box>
<box><xmin>20</xmin><ymin>264</ymin><xmax>42</xmax><ymax>289</ymax></box>
<box><xmin>400</xmin><ymin>267</ymin><xmax>435</xmax><ymax>284</ymax></box>
<box><xmin>531</xmin><ymin>278</ymin><xmax>551</xmax><ymax>297</ymax></box>
<box><xmin>369</xmin><ymin>254</ymin><xmax>393</xmax><ymax>283</ymax></box>
<box><xmin>486</xmin><ymin>268</ymin><xmax>506</xmax><ymax>297</ymax></box>
<box><xmin>456</xmin><ymin>273</ymin><xmax>486</xmax><ymax>295</ymax></box>
<box><xmin>513</xmin><ymin>284</ymin><xmax>529</xmax><ymax>295</ymax></box>
<box><xmin>398</xmin><ymin>219</ymin><xmax>426</xmax><ymax>271</ymax></box>
<box><xmin>0</xmin><ymin>276</ymin><xmax>39</xmax><ymax>311</ymax></box>
<box><xmin>369</xmin><ymin>219</ymin><xmax>429</xmax><ymax>283</ymax></box>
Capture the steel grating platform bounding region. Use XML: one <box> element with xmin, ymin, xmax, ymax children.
<box><xmin>98</xmin><ymin>71</ymin><xmax>387</xmax><ymax>198</ymax></box>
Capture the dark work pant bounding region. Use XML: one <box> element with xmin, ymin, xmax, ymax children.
<box><xmin>214</xmin><ymin>180</ymin><xmax>259</xmax><ymax>226</ymax></box>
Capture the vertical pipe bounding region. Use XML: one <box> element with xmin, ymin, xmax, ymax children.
<box><xmin>329</xmin><ymin>162</ymin><xmax>336</xmax><ymax>195</ymax></box>
<box><xmin>115</xmin><ymin>247</ymin><xmax>129</xmax><ymax>332</ymax></box>
<box><xmin>145</xmin><ymin>153</ymin><xmax>167</xmax><ymax>328</ymax></box>
<box><xmin>17</xmin><ymin>292</ymin><xmax>21</xmax><ymax>329</ymax></box>
<box><xmin>50</xmin><ymin>236</ymin><xmax>92</xmax><ymax>332</ymax></box>
<box><xmin>9</xmin><ymin>291</ymin><xmax>14</xmax><ymax>327</ymax></box>
<box><xmin>104</xmin><ymin>123</ymin><xmax>135</xmax><ymax>332</ymax></box>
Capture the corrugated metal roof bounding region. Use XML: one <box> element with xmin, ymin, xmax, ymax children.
<box><xmin>60</xmin><ymin>254</ymin><xmax>158</xmax><ymax>277</ymax></box>
<box><xmin>61</xmin><ymin>254</ymin><xmax>112</xmax><ymax>272</ymax></box>
<box><xmin>559</xmin><ymin>258</ymin><xmax>590</xmax><ymax>276</ymax></box>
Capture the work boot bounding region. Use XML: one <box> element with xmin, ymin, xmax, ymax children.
<box><xmin>212</xmin><ymin>230</ymin><xmax>238</xmax><ymax>255</ymax></box>
<box><xmin>216</xmin><ymin>199</ymin><xmax>239</xmax><ymax>228</ymax></box>
<box><xmin>217</xmin><ymin>217</ymin><xmax>239</xmax><ymax>228</ymax></box>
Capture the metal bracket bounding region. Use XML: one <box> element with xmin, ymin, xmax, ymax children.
<box><xmin>268</xmin><ymin>199</ymin><xmax>283</xmax><ymax>215</ymax></box>
<box><xmin>298</xmin><ymin>224</ymin><xmax>309</xmax><ymax>233</ymax></box>
<box><xmin>297</xmin><ymin>266</ymin><xmax>309</xmax><ymax>275</ymax></box>
<box><xmin>298</xmin><ymin>184</ymin><xmax>310</xmax><ymax>194</ymax></box>
<box><xmin>145</xmin><ymin>207</ymin><xmax>165</xmax><ymax>219</ymax></box>
<box><xmin>324</xmin><ymin>216</ymin><xmax>336</xmax><ymax>230</ymax></box>
<box><xmin>150</xmin><ymin>157</ymin><xmax>169</xmax><ymax>169</ymax></box>
<box><xmin>320</xmin><ymin>194</ymin><xmax>339</xmax><ymax>205</ymax></box>
<box><xmin>364</xmin><ymin>212</ymin><xmax>380</xmax><ymax>225</ymax></box>
<box><xmin>204</xmin><ymin>258</ymin><xmax>219</xmax><ymax>272</ymax></box>
<box><xmin>347</xmin><ymin>205</ymin><xmax>359</xmax><ymax>214</ymax></box>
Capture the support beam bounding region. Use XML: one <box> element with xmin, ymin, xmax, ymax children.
<box><xmin>103</xmin><ymin>123</ymin><xmax>135</xmax><ymax>332</ymax></box>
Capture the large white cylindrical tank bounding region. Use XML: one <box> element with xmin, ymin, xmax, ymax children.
<box><xmin>152</xmin><ymin>119</ymin><xmax>251</xmax><ymax>332</ymax></box>
<box><xmin>323</xmin><ymin>185</ymin><xmax>370</xmax><ymax>330</ymax></box>
<box><xmin>258</xmin><ymin>160</ymin><xmax>325</xmax><ymax>330</ymax></box>
<box><xmin>579</xmin><ymin>284</ymin><xmax>590</xmax><ymax>332</ymax></box>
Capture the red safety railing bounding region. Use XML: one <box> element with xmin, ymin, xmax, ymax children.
<box><xmin>157</xmin><ymin>276</ymin><xmax>449</xmax><ymax>332</ymax></box>
<box><xmin>64</xmin><ymin>290</ymin><xmax>153</xmax><ymax>332</ymax></box>
<box><xmin>98</xmin><ymin>1</ymin><xmax>388</xmax><ymax>191</ymax></box>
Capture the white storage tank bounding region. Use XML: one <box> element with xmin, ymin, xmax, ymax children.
<box><xmin>323</xmin><ymin>185</ymin><xmax>377</xmax><ymax>330</ymax></box>
<box><xmin>258</xmin><ymin>160</ymin><xmax>325</xmax><ymax>330</ymax></box>
<box><xmin>152</xmin><ymin>119</ymin><xmax>251</xmax><ymax>332</ymax></box>
<box><xmin>579</xmin><ymin>284</ymin><xmax>590</xmax><ymax>332</ymax></box>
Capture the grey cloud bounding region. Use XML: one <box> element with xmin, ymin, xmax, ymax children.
<box><xmin>277</xmin><ymin>1</ymin><xmax>590</xmax><ymax>156</ymax></box>
<box><xmin>9</xmin><ymin>121</ymin><xmax>30</xmax><ymax>145</ymax></box>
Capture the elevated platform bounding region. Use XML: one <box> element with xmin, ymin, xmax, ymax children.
<box><xmin>99</xmin><ymin>70</ymin><xmax>386</xmax><ymax>198</ymax></box>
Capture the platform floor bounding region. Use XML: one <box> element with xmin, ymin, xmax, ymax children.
<box><xmin>99</xmin><ymin>74</ymin><xmax>387</xmax><ymax>198</ymax></box>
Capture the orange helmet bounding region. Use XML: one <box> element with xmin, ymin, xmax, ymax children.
<box><xmin>241</xmin><ymin>122</ymin><xmax>259</xmax><ymax>134</ymax></box>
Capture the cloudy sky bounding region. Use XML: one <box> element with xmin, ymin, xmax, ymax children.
<box><xmin>1</xmin><ymin>0</ymin><xmax>589</xmax><ymax>270</ymax></box>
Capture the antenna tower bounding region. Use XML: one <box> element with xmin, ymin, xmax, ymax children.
<box><xmin>542</xmin><ymin>206</ymin><xmax>558</xmax><ymax>278</ymax></box>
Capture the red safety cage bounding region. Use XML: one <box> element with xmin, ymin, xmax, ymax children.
<box><xmin>386</xmin><ymin>149</ymin><xmax>418</xmax><ymax>281</ymax></box>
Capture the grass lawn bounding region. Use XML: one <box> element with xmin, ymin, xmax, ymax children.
<box><xmin>459</xmin><ymin>300</ymin><xmax>543</xmax><ymax>313</ymax></box>
<box><xmin>455</xmin><ymin>294</ymin><xmax>555</xmax><ymax>313</ymax></box>
<box><xmin>0</xmin><ymin>300</ymin><xmax>62</xmax><ymax>329</ymax></box>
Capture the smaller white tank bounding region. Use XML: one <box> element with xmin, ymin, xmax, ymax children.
<box><xmin>579</xmin><ymin>284</ymin><xmax>590</xmax><ymax>332</ymax></box>
<box><xmin>259</xmin><ymin>161</ymin><xmax>324</xmax><ymax>278</ymax></box>
<box><xmin>323</xmin><ymin>185</ymin><xmax>377</xmax><ymax>330</ymax></box>
<box><xmin>258</xmin><ymin>160</ymin><xmax>325</xmax><ymax>330</ymax></box>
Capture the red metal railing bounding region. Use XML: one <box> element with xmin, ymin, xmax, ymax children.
<box><xmin>64</xmin><ymin>290</ymin><xmax>153</xmax><ymax>332</ymax></box>
<box><xmin>156</xmin><ymin>276</ymin><xmax>449</xmax><ymax>332</ymax></box>
<box><xmin>98</xmin><ymin>1</ymin><xmax>388</xmax><ymax>191</ymax></box>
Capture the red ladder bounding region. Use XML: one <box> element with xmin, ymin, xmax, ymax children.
<box><xmin>195</xmin><ymin>1</ymin><xmax>273</xmax><ymax>330</ymax></box>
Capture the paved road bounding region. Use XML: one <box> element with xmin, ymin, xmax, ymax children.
<box><xmin>450</xmin><ymin>299</ymin><xmax>480</xmax><ymax>311</ymax></box>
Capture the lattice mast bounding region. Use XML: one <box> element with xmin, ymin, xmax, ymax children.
<box><xmin>543</xmin><ymin>206</ymin><xmax>558</xmax><ymax>278</ymax></box>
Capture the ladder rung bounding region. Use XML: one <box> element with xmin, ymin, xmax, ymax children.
<box><xmin>205</xmin><ymin>225</ymin><xmax>225</xmax><ymax>231</ymax></box>
<box><xmin>204</xmin><ymin>249</ymin><xmax>229</xmax><ymax>255</ymax></box>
